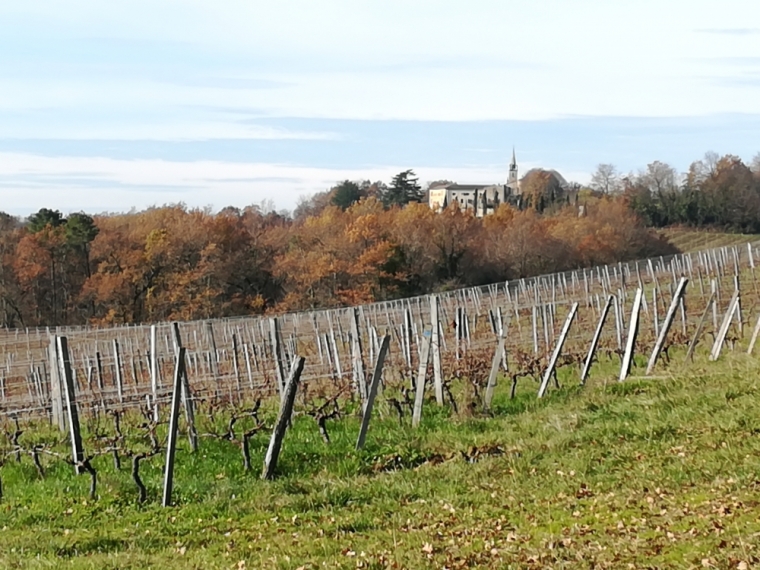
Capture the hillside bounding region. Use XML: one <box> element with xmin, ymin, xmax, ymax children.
<box><xmin>1</xmin><ymin>350</ymin><xmax>759</xmax><ymax>568</ymax></box>
<box><xmin>661</xmin><ymin>227</ymin><xmax>760</xmax><ymax>253</ymax></box>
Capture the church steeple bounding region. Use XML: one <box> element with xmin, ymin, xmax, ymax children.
<box><xmin>507</xmin><ymin>147</ymin><xmax>518</xmax><ymax>189</ymax></box>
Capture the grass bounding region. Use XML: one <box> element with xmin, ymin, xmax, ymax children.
<box><xmin>659</xmin><ymin>227</ymin><xmax>760</xmax><ymax>253</ymax></box>
<box><xmin>2</xmin><ymin>349</ymin><xmax>760</xmax><ymax>569</ymax></box>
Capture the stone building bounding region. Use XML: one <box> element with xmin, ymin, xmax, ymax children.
<box><xmin>428</xmin><ymin>149</ymin><xmax>523</xmax><ymax>216</ymax></box>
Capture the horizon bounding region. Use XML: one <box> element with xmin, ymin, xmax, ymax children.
<box><xmin>1</xmin><ymin>1</ymin><xmax>759</xmax><ymax>216</ymax></box>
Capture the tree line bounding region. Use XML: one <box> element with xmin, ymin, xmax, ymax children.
<box><xmin>2</xmin><ymin>150</ymin><xmax>758</xmax><ymax>328</ymax></box>
<box><xmin>0</xmin><ymin>198</ymin><xmax>670</xmax><ymax>328</ymax></box>
<box><xmin>592</xmin><ymin>152</ymin><xmax>760</xmax><ymax>233</ymax></box>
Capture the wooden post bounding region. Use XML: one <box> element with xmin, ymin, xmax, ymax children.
<box><xmin>646</xmin><ymin>277</ymin><xmax>688</xmax><ymax>375</ymax></box>
<box><xmin>262</xmin><ymin>356</ymin><xmax>306</xmax><ymax>480</ymax></box>
<box><xmin>733</xmin><ymin>276</ymin><xmax>743</xmax><ymax>336</ymax></box>
<box><xmin>113</xmin><ymin>339</ymin><xmax>123</xmax><ymax>403</ymax></box>
<box><xmin>231</xmin><ymin>333</ymin><xmax>242</xmax><ymax>399</ymax></box>
<box><xmin>612</xmin><ymin>295</ymin><xmax>623</xmax><ymax>350</ymax></box>
<box><xmin>580</xmin><ymin>295</ymin><xmax>614</xmax><ymax>385</ymax></box>
<box><xmin>269</xmin><ymin>317</ymin><xmax>286</xmax><ymax>396</ymax></box>
<box><xmin>162</xmin><ymin>347</ymin><xmax>186</xmax><ymax>507</ymax></box>
<box><xmin>95</xmin><ymin>350</ymin><xmax>104</xmax><ymax>391</ymax></box>
<box><xmin>412</xmin><ymin>330</ymin><xmax>433</xmax><ymax>428</ymax></box>
<box><xmin>538</xmin><ymin>303</ymin><xmax>578</xmax><ymax>398</ymax></box>
<box><xmin>483</xmin><ymin>334</ymin><xmax>507</xmax><ymax>410</ymax></box>
<box><xmin>243</xmin><ymin>342</ymin><xmax>254</xmax><ymax>389</ymax></box>
<box><xmin>171</xmin><ymin>323</ymin><xmax>198</xmax><ymax>452</ymax></box>
<box><xmin>685</xmin><ymin>291</ymin><xmax>716</xmax><ymax>362</ymax></box>
<box><xmin>619</xmin><ymin>288</ymin><xmax>643</xmax><ymax>382</ymax></box>
<box><xmin>709</xmin><ymin>290</ymin><xmax>740</xmax><ymax>361</ymax></box>
<box><xmin>150</xmin><ymin>325</ymin><xmax>159</xmax><ymax>421</ymax></box>
<box><xmin>205</xmin><ymin>321</ymin><xmax>220</xmax><ymax>379</ymax></box>
<box><xmin>747</xmin><ymin>313</ymin><xmax>760</xmax><ymax>355</ymax></box>
<box><xmin>49</xmin><ymin>335</ymin><xmax>65</xmax><ymax>431</ymax></box>
<box><xmin>356</xmin><ymin>335</ymin><xmax>391</xmax><ymax>450</ymax></box>
<box><xmin>350</xmin><ymin>308</ymin><xmax>367</xmax><ymax>402</ymax></box>
<box><xmin>57</xmin><ymin>336</ymin><xmax>84</xmax><ymax>475</ymax></box>
<box><xmin>430</xmin><ymin>295</ymin><xmax>444</xmax><ymax>405</ymax></box>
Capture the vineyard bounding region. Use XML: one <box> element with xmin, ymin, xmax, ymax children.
<box><xmin>2</xmin><ymin>241</ymin><xmax>760</xmax><ymax>568</ymax></box>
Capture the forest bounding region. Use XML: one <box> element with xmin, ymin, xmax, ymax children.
<box><xmin>1</xmin><ymin>152</ymin><xmax>758</xmax><ymax>329</ymax></box>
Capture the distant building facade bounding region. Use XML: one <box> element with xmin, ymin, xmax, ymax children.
<box><xmin>428</xmin><ymin>150</ymin><xmax>523</xmax><ymax>216</ymax></box>
<box><xmin>428</xmin><ymin>150</ymin><xmax>572</xmax><ymax>216</ymax></box>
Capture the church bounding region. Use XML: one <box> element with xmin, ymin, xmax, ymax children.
<box><xmin>428</xmin><ymin>149</ymin><xmax>522</xmax><ymax>217</ymax></box>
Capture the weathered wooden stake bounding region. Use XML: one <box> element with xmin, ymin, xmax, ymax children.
<box><xmin>243</xmin><ymin>342</ymin><xmax>254</xmax><ymax>389</ymax></box>
<box><xmin>430</xmin><ymin>295</ymin><xmax>444</xmax><ymax>405</ymax></box>
<box><xmin>269</xmin><ymin>317</ymin><xmax>286</xmax><ymax>396</ymax></box>
<box><xmin>350</xmin><ymin>307</ymin><xmax>367</xmax><ymax>402</ymax></box>
<box><xmin>113</xmin><ymin>339</ymin><xmax>123</xmax><ymax>403</ymax></box>
<box><xmin>150</xmin><ymin>325</ymin><xmax>159</xmax><ymax>421</ymax></box>
<box><xmin>619</xmin><ymin>288</ymin><xmax>643</xmax><ymax>382</ymax></box>
<box><xmin>483</xmin><ymin>334</ymin><xmax>507</xmax><ymax>410</ymax></box>
<box><xmin>709</xmin><ymin>290</ymin><xmax>740</xmax><ymax>361</ymax></box>
<box><xmin>171</xmin><ymin>323</ymin><xmax>198</xmax><ymax>452</ymax></box>
<box><xmin>356</xmin><ymin>335</ymin><xmax>391</xmax><ymax>450</ymax></box>
<box><xmin>57</xmin><ymin>336</ymin><xmax>84</xmax><ymax>474</ymax></box>
<box><xmin>231</xmin><ymin>333</ymin><xmax>242</xmax><ymax>399</ymax></box>
<box><xmin>580</xmin><ymin>295</ymin><xmax>614</xmax><ymax>385</ymax></box>
<box><xmin>747</xmin><ymin>313</ymin><xmax>760</xmax><ymax>355</ymax></box>
<box><xmin>412</xmin><ymin>330</ymin><xmax>433</xmax><ymax>428</ymax></box>
<box><xmin>685</xmin><ymin>291</ymin><xmax>716</xmax><ymax>362</ymax></box>
<box><xmin>162</xmin><ymin>347</ymin><xmax>186</xmax><ymax>507</ymax></box>
<box><xmin>262</xmin><ymin>356</ymin><xmax>306</xmax><ymax>480</ymax></box>
<box><xmin>538</xmin><ymin>302</ymin><xmax>579</xmax><ymax>398</ymax></box>
<box><xmin>646</xmin><ymin>277</ymin><xmax>689</xmax><ymax>375</ymax></box>
<box><xmin>49</xmin><ymin>335</ymin><xmax>65</xmax><ymax>431</ymax></box>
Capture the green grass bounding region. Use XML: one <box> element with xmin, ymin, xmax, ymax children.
<box><xmin>660</xmin><ymin>227</ymin><xmax>760</xmax><ymax>253</ymax></box>
<box><xmin>2</xmin><ymin>350</ymin><xmax>760</xmax><ymax>569</ymax></box>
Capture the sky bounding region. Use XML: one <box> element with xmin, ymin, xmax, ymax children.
<box><xmin>1</xmin><ymin>1</ymin><xmax>759</xmax><ymax>216</ymax></box>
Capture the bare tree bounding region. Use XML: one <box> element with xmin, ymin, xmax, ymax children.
<box><xmin>703</xmin><ymin>151</ymin><xmax>720</xmax><ymax>175</ymax></box>
<box><xmin>638</xmin><ymin>161</ymin><xmax>679</xmax><ymax>196</ymax></box>
<box><xmin>590</xmin><ymin>163</ymin><xmax>620</xmax><ymax>194</ymax></box>
<box><xmin>751</xmin><ymin>152</ymin><xmax>760</xmax><ymax>175</ymax></box>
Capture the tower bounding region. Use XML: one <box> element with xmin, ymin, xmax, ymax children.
<box><xmin>507</xmin><ymin>147</ymin><xmax>518</xmax><ymax>190</ymax></box>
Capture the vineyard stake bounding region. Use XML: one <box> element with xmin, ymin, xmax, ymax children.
<box><xmin>262</xmin><ymin>356</ymin><xmax>306</xmax><ymax>480</ymax></box>
<box><xmin>538</xmin><ymin>302</ymin><xmax>578</xmax><ymax>398</ymax></box>
<box><xmin>172</xmin><ymin>323</ymin><xmax>198</xmax><ymax>452</ymax></box>
<box><xmin>269</xmin><ymin>317</ymin><xmax>286</xmax><ymax>397</ymax></box>
<box><xmin>581</xmin><ymin>295</ymin><xmax>614</xmax><ymax>385</ymax></box>
<box><xmin>484</xmin><ymin>333</ymin><xmax>507</xmax><ymax>410</ymax></box>
<box><xmin>162</xmin><ymin>347</ymin><xmax>186</xmax><ymax>507</ymax></box>
<box><xmin>356</xmin><ymin>335</ymin><xmax>391</xmax><ymax>450</ymax></box>
<box><xmin>685</xmin><ymin>290</ymin><xmax>716</xmax><ymax>362</ymax></box>
<box><xmin>619</xmin><ymin>288</ymin><xmax>643</xmax><ymax>382</ymax></box>
<box><xmin>646</xmin><ymin>277</ymin><xmax>689</xmax><ymax>375</ymax></box>
<box><xmin>48</xmin><ymin>335</ymin><xmax>65</xmax><ymax>431</ymax></box>
<box><xmin>430</xmin><ymin>295</ymin><xmax>444</xmax><ymax>405</ymax></box>
<box><xmin>412</xmin><ymin>330</ymin><xmax>432</xmax><ymax>428</ymax></box>
<box><xmin>350</xmin><ymin>307</ymin><xmax>367</xmax><ymax>402</ymax></box>
<box><xmin>709</xmin><ymin>290</ymin><xmax>740</xmax><ymax>361</ymax></box>
<box><xmin>57</xmin><ymin>336</ymin><xmax>84</xmax><ymax>475</ymax></box>
<box><xmin>113</xmin><ymin>339</ymin><xmax>123</xmax><ymax>404</ymax></box>
<box><xmin>748</xmin><ymin>313</ymin><xmax>760</xmax><ymax>355</ymax></box>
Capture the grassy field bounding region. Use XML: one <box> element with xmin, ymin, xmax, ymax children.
<box><xmin>2</xmin><ymin>349</ymin><xmax>760</xmax><ymax>569</ymax></box>
<box><xmin>660</xmin><ymin>227</ymin><xmax>760</xmax><ymax>253</ymax></box>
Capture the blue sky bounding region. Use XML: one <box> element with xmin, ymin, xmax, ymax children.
<box><xmin>1</xmin><ymin>1</ymin><xmax>759</xmax><ymax>215</ymax></box>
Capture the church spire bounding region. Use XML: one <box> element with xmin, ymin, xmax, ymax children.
<box><xmin>508</xmin><ymin>147</ymin><xmax>518</xmax><ymax>189</ymax></box>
